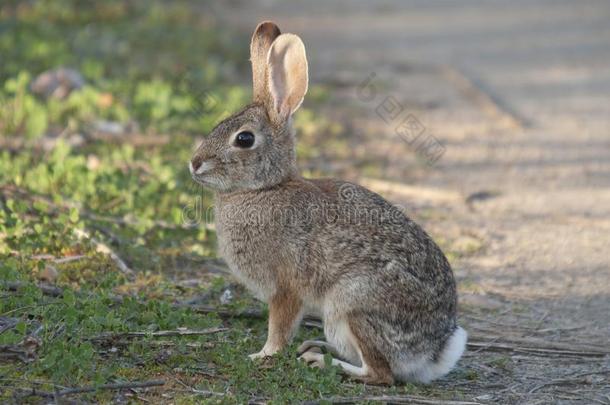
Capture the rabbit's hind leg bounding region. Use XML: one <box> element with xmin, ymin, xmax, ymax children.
<box><xmin>299</xmin><ymin>341</ymin><xmax>393</xmax><ymax>385</ymax></box>
<box><xmin>300</xmin><ymin>318</ymin><xmax>394</xmax><ymax>385</ymax></box>
<box><xmin>346</xmin><ymin>315</ymin><xmax>394</xmax><ymax>385</ymax></box>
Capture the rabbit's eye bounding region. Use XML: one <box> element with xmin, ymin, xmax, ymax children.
<box><xmin>234</xmin><ymin>131</ymin><xmax>255</xmax><ymax>148</ymax></box>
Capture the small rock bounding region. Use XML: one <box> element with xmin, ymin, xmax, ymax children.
<box><xmin>38</xmin><ymin>265</ymin><xmax>58</xmax><ymax>282</ymax></box>
<box><xmin>155</xmin><ymin>349</ymin><xmax>173</xmax><ymax>364</ymax></box>
<box><xmin>21</xmin><ymin>336</ymin><xmax>41</xmax><ymax>360</ymax></box>
<box><xmin>465</xmin><ymin>190</ymin><xmax>501</xmax><ymax>204</ymax></box>
<box><xmin>30</xmin><ymin>67</ymin><xmax>85</xmax><ymax>99</ymax></box>
<box><xmin>220</xmin><ymin>289</ymin><xmax>233</xmax><ymax>305</ymax></box>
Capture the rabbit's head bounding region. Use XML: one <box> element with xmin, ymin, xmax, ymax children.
<box><xmin>190</xmin><ymin>22</ymin><xmax>308</xmax><ymax>192</ymax></box>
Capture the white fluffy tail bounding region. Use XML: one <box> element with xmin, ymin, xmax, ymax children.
<box><xmin>411</xmin><ymin>326</ymin><xmax>468</xmax><ymax>383</ymax></box>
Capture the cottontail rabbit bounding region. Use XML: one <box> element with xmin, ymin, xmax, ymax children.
<box><xmin>189</xmin><ymin>21</ymin><xmax>466</xmax><ymax>384</ymax></box>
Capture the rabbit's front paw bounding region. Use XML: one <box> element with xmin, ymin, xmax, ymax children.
<box><xmin>248</xmin><ymin>345</ymin><xmax>280</xmax><ymax>360</ymax></box>
<box><xmin>248</xmin><ymin>351</ymin><xmax>268</xmax><ymax>360</ymax></box>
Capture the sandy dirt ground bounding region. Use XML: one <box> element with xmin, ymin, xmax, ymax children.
<box><xmin>213</xmin><ymin>1</ymin><xmax>610</xmax><ymax>402</ymax></box>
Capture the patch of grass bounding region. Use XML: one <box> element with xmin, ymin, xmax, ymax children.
<box><xmin>487</xmin><ymin>356</ymin><xmax>512</xmax><ymax>373</ymax></box>
<box><xmin>0</xmin><ymin>270</ymin><xmax>371</xmax><ymax>402</ymax></box>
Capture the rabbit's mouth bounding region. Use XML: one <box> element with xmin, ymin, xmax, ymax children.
<box><xmin>191</xmin><ymin>173</ymin><xmax>217</xmax><ymax>188</ymax></box>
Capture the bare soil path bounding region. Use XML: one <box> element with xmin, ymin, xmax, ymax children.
<box><xmin>216</xmin><ymin>1</ymin><xmax>610</xmax><ymax>402</ymax></box>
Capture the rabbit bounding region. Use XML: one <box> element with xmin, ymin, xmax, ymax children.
<box><xmin>189</xmin><ymin>21</ymin><xmax>467</xmax><ymax>385</ymax></box>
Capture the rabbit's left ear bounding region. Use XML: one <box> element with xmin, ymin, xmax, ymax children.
<box><xmin>250</xmin><ymin>21</ymin><xmax>281</xmax><ymax>103</ymax></box>
<box><xmin>266</xmin><ymin>33</ymin><xmax>308</xmax><ymax>123</ymax></box>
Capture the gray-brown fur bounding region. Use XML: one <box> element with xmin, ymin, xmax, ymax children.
<box><xmin>190</xmin><ymin>21</ymin><xmax>466</xmax><ymax>384</ymax></box>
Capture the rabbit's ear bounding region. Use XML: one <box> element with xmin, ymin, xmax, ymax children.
<box><xmin>266</xmin><ymin>33</ymin><xmax>308</xmax><ymax>123</ymax></box>
<box><xmin>250</xmin><ymin>21</ymin><xmax>281</xmax><ymax>103</ymax></box>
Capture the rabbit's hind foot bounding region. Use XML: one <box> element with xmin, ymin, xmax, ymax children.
<box><xmin>297</xmin><ymin>340</ymin><xmax>342</xmax><ymax>358</ymax></box>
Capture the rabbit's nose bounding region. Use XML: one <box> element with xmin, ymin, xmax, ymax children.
<box><xmin>191</xmin><ymin>156</ymin><xmax>203</xmax><ymax>173</ymax></box>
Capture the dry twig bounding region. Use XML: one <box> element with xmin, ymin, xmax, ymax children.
<box><xmin>303</xmin><ymin>395</ymin><xmax>483</xmax><ymax>405</ymax></box>
<box><xmin>74</xmin><ymin>228</ymin><xmax>134</xmax><ymax>278</ymax></box>
<box><xmin>467</xmin><ymin>338</ymin><xmax>608</xmax><ymax>358</ymax></box>
<box><xmin>172</xmin><ymin>375</ymin><xmax>225</xmax><ymax>397</ymax></box>
<box><xmin>15</xmin><ymin>379</ymin><xmax>165</xmax><ymax>398</ymax></box>
<box><xmin>90</xmin><ymin>327</ymin><xmax>227</xmax><ymax>342</ymax></box>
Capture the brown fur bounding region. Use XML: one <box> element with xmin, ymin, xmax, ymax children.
<box><xmin>348</xmin><ymin>316</ymin><xmax>395</xmax><ymax>385</ymax></box>
<box><xmin>266</xmin><ymin>289</ymin><xmax>303</xmax><ymax>350</ymax></box>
